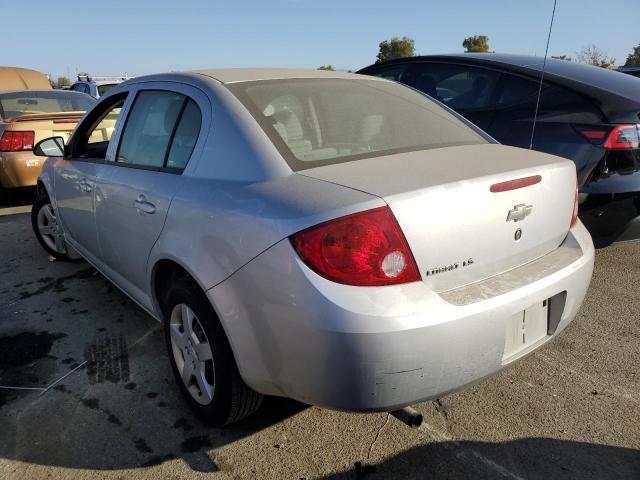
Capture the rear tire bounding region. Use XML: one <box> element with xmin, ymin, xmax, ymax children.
<box><xmin>163</xmin><ymin>277</ymin><xmax>263</xmax><ymax>426</ymax></box>
<box><xmin>31</xmin><ymin>192</ymin><xmax>73</xmax><ymax>261</ymax></box>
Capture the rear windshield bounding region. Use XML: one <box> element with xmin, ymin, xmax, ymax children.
<box><xmin>97</xmin><ymin>83</ymin><xmax>118</xmax><ymax>96</ymax></box>
<box><xmin>0</xmin><ymin>90</ymin><xmax>95</xmax><ymax>120</ymax></box>
<box><xmin>228</xmin><ymin>78</ymin><xmax>487</xmax><ymax>170</ymax></box>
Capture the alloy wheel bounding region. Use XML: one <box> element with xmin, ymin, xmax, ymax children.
<box><xmin>169</xmin><ymin>303</ymin><xmax>215</xmax><ymax>405</ymax></box>
<box><xmin>36</xmin><ymin>203</ymin><xmax>66</xmax><ymax>254</ymax></box>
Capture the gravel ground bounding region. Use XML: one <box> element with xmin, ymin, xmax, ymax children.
<box><xmin>0</xmin><ymin>206</ymin><xmax>638</xmax><ymax>480</ymax></box>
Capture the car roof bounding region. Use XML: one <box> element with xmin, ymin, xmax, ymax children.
<box><xmin>0</xmin><ymin>66</ymin><xmax>52</xmax><ymax>91</ymax></box>
<box><xmin>190</xmin><ymin>68</ymin><xmax>380</xmax><ymax>84</ymax></box>
<box><xmin>360</xmin><ymin>53</ymin><xmax>640</xmax><ymax>123</ymax></box>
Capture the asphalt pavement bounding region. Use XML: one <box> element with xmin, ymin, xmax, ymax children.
<box><xmin>0</xmin><ymin>198</ymin><xmax>638</xmax><ymax>479</ymax></box>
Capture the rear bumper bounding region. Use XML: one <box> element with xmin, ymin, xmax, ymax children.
<box><xmin>209</xmin><ymin>222</ymin><xmax>594</xmax><ymax>412</ymax></box>
<box><xmin>0</xmin><ymin>152</ymin><xmax>45</xmax><ymax>188</ymax></box>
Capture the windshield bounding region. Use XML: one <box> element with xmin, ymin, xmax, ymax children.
<box><xmin>228</xmin><ymin>78</ymin><xmax>487</xmax><ymax>170</ymax></box>
<box><xmin>97</xmin><ymin>83</ymin><xmax>118</xmax><ymax>96</ymax></box>
<box><xmin>0</xmin><ymin>90</ymin><xmax>95</xmax><ymax>120</ymax></box>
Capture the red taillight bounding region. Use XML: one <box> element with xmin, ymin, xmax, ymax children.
<box><xmin>290</xmin><ymin>206</ymin><xmax>420</xmax><ymax>286</ymax></box>
<box><xmin>0</xmin><ymin>131</ymin><xmax>35</xmax><ymax>152</ymax></box>
<box><xmin>603</xmin><ymin>125</ymin><xmax>640</xmax><ymax>150</ymax></box>
<box><xmin>570</xmin><ymin>181</ymin><xmax>579</xmax><ymax>228</ymax></box>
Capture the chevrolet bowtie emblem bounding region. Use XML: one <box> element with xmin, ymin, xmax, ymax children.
<box><xmin>507</xmin><ymin>204</ymin><xmax>533</xmax><ymax>222</ymax></box>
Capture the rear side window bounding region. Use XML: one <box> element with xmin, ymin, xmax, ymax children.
<box><xmin>494</xmin><ymin>74</ymin><xmax>541</xmax><ymax>107</ymax></box>
<box><xmin>166</xmin><ymin>100</ymin><xmax>201</xmax><ymax>169</ymax></box>
<box><xmin>115</xmin><ymin>90</ymin><xmax>201</xmax><ymax>171</ymax></box>
<box><xmin>423</xmin><ymin>64</ymin><xmax>500</xmax><ymax>109</ymax></box>
<box><xmin>538</xmin><ymin>84</ymin><xmax>606</xmax><ymax>123</ymax></box>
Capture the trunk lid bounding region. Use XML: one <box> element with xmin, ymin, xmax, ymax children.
<box><xmin>299</xmin><ymin>144</ymin><xmax>577</xmax><ymax>292</ymax></box>
<box><xmin>1</xmin><ymin>113</ymin><xmax>83</xmax><ymax>146</ymax></box>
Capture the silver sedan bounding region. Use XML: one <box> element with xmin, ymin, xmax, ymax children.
<box><xmin>31</xmin><ymin>69</ymin><xmax>594</xmax><ymax>426</ymax></box>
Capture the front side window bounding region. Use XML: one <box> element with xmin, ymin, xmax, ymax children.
<box><xmin>74</xmin><ymin>94</ymin><xmax>127</xmax><ymax>159</ymax></box>
<box><xmin>116</xmin><ymin>90</ymin><xmax>201</xmax><ymax>171</ymax></box>
<box><xmin>366</xmin><ymin>64</ymin><xmax>409</xmax><ymax>81</ymax></box>
<box><xmin>228</xmin><ymin>78</ymin><xmax>486</xmax><ymax>170</ymax></box>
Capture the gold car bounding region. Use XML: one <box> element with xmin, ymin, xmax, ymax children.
<box><xmin>0</xmin><ymin>89</ymin><xmax>95</xmax><ymax>193</ymax></box>
<box><xmin>0</xmin><ymin>66</ymin><xmax>53</xmax><ymax>91</ymax></box>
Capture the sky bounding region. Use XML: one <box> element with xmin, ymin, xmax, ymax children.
<box><xmin>4</xmin><ymin>0</ymin><xmax>638</xmax><ymax>80</ymax></box>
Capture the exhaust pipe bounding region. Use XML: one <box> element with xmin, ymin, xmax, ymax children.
<box><xmin>390</xmin><ymin>406</ymin><xmax>423</xmax><ymax>429</ymax></box>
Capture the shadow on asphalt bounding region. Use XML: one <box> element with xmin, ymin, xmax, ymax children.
<box><xmin>0</xmin><ymin>211</ymin><xmax>309</xmax><ymax>473</ymax></box>
<box><xmin>0</xmin><ymin>187</ymin><xmax>36</xmax><ymax>209</ymax></box>
<box><xmin>323</xmin><ymin>438</ymin><xmax>640</xmax><ymax>480</ymax></box>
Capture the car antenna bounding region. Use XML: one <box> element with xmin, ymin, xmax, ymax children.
<box><xmin>529</xmin><ymin>0</ymin><xmax>558</xmax><ymax>150</ymax></box>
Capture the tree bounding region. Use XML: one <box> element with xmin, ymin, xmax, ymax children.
<box><xmin>624</xmin><ymin>43</ymin><xmax>640</xmax><ymax>67</ymax></box>
<box><xmin>576</xmin><ymin>45</ymin><xmax>616</xmax><ymax>68</ymax></box>
<box><xmin>462</xmin><ymin>35</ymin><xmax>490</xmax><ymax>53</ymax></box>
<box><xmin>317</xmin><ymin>65</ymin><xmax>335</xmax><ymax>71</ymax></box>
<box><xmin>551</xmin><ymin>55</ymin><xmax>573</xmax><ymax>62</ymax></box>
<box><xmin>376</xmin><ymin>37</ymin><xmax>415</xmax><ymax>63</ymax></box>
<box><xmin>56</xmin><ymin>76</ymin><xmax>70</xmax><ymax>88</ymax></box>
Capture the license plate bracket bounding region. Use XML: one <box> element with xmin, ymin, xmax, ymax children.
<box><xmin>503</xmin><ymin>299</ymin><xmax>549</xmax><ymax>361</ymax></box>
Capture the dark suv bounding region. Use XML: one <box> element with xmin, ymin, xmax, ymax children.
<box><xmin>358</xmin><ymin>54</ymin><xmax>640</xmax><ymax>246</ymax></box>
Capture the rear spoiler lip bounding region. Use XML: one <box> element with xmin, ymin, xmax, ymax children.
<box><xmin>2</xmin><ymin>111</ymin><xmax>86</xmax><ymax>123</ymax></box>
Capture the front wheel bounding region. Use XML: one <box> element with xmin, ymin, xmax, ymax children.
<box><xmin>31</xmin><ymin>193</ymin><xmax>72</xmax><ymax>261</ymax></box>
<box><xmin>163</xmin><ymin>279</ymin><xmax>263</xmax><ymax>426</ymax></box>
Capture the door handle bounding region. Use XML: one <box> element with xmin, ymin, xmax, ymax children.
<box><xmin>134</xmin><ymin>195</ymin><xmax>156</xmax><ymax>215</ymax></box>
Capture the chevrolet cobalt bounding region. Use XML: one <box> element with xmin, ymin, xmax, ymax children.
<box><xmin>31</xmin><ymin>69</ymin><xmax>594</xmax><ymax>426</ymax></box>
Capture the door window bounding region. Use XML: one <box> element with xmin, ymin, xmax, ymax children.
<box><xmin>73</xmin><ymin>93</ymin><xmax>127</xmax><ymax>159</ymax></box>
<box><xmin>367</xmin><ymin>64</ymin><xmax>409</xmax><ymax>81</ymax></box>
<box><xmin>165</xmin><ymin>99</ymin><xmax>201</xmax><ymax>170</ymax></box>
<box><xmin>384</xmin><ymin>63</ymin><xmax>500</xmax><ymax>110</ymax></box>
<box><xmin>494</xmin><ymin>73</ymin><xmax>541</xmax><ymax>107</ymax></box>
<box><xmin>115</xmin><ymin>90</ymin><xmax>201</xmax><ymax>171</ymax></box>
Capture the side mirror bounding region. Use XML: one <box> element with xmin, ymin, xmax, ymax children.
<box><xmin>34</xmin><ymin>136</ymin><xmax>66</xmax><ymax>157</ymax></box>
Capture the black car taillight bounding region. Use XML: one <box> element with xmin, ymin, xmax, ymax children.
<box><xmin>576</xmin><ymin>126</ymin><xmax>609</xmax><ymax>145</ymax></box>
<box><xmin>601</xmin><ymin>125</ymin><xmax>640</xmax><ymax>176</ymax></box>
<box><xmin>577</xmin><ymin>124</ymin><xmax>640</xmax><ymax>177</ymax></box>
<box><xmin>603</xmin><ymin>124</ymin><xmax>640</xmax><ymax>149</ymax></box>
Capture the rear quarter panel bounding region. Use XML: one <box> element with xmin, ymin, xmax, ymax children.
<box><xmin>147</xmin><ymin>173</ymin><xmax>384</xmax><ymax>300</ymax></box>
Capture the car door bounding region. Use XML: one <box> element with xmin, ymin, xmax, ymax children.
<box><xmin>53</xmin><ymin>93</ymin><xmax>129</xmax><ymax>262</ymax></box>
<box><xmin>94</xmin><ymin>83</ymin><xmax>206</xmax><ymax>309</ymax></box>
